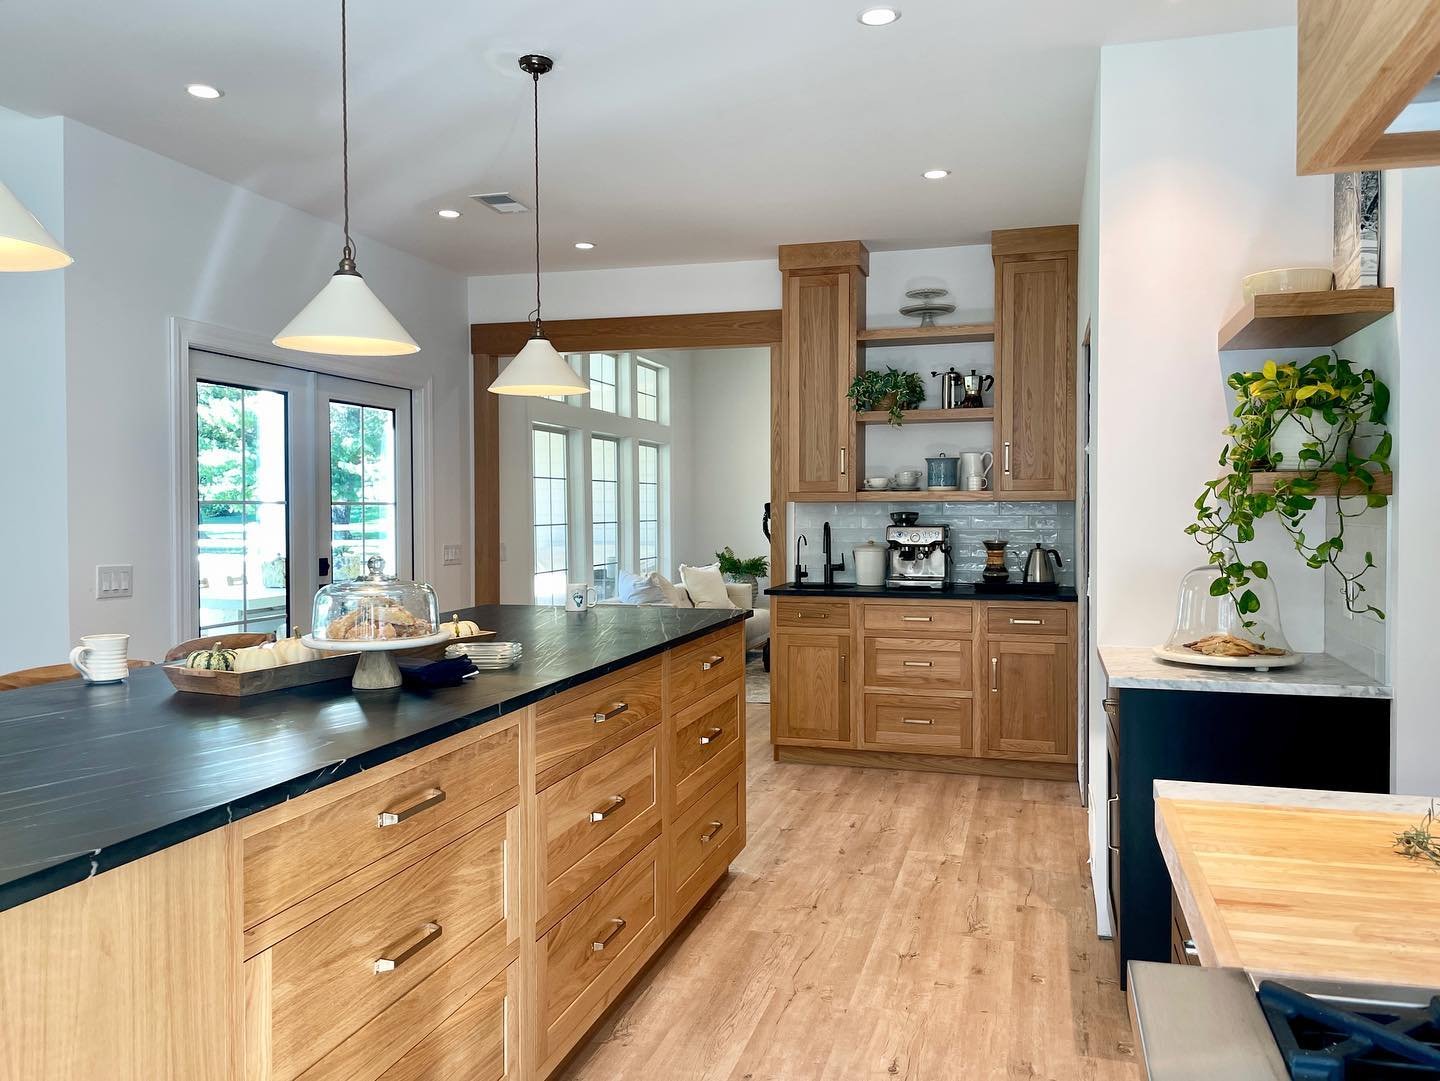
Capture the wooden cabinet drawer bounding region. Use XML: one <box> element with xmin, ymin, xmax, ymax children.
<box><xmin>266</xmin><ymin>813</ymin><xmax>511</xmax><ymax>1081</ymax></box>
<box><xmin>537</xmin><ymin>729</ymin><xmax>659</xmax><ymax>932</ymax></box>
<box><xmin>671</xmin><ymin>682</ymin><xmax>743</xmax><ymax>812</ymax></box>
<box><xmin>539</xmin><ymin>839</ymin><xmax>662</xmax><ymax>1065</ymax></box>
<box><xmin>374</xmin><ymin>963</ymin><xmax>515</xmax><ymax>1081</ymax></box>
<box><xmin>669</xmin><ymin>624</ymin><xmax>745</xmax><ymax>713</ymax></box>
<box><xmin>243</xmin><ymin>724</ymin><xmax>518</xmax><ymax>932</ymax></box>
<box><xmin>670</xmin><ymin>767</ymin><xmax>744</xmax><ymax>923</ymax></box>
<box><xmin>774</xmin><ymin>598</ymin><xmax>851</xmax><ymax>631</ymax></box>
<box><xmin>863</xmin><ymin>637</ymin><xmax>972</xmax><ymax>692</ymax></box>
<box><xmin>861</xmin><ymin>693</ymin><xmax>975</xmax><ymax>755</ymax></box>
<box><xmin>535</xmin><ymin>658</ymin><xmax>662</xmax><ymax>790</ymax></box>
<box><xmin>984</xmin><ymin>604</ymin><xmax>1072</xmax><ymax>638</ymax></box>
<box><xmin>861</xmin><ymin>602</ymin><xmax>973</xmax><ymax>637</ymax></box>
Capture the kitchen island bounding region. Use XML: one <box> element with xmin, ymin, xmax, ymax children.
<box><xmin>0</xmin><ymin>603</ymin><xmax>748</xmax><ymax>1080</ymax></box>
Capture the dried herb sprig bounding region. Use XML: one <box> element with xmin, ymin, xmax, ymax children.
<box><xmin>1394</xmin><ymin>802</ymin><xmax>1440</xmax><ymax>868</ymax></box>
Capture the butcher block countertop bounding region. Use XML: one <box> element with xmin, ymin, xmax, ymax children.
<box><xmin>1155</xmin><ymin>780</ymin><xmax>1440</xmax><ymax>990</ymax></box>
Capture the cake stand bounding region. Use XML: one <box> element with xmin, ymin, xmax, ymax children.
<box><xmin>303</xmin><ymin>629</ymin><xmax>454</xmax><ymax>690</ymax></box>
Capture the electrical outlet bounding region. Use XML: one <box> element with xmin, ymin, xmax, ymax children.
<box><xmin>442</xmin><ymin>544</ymin><xmax>463</xmax><ymax>566</ymax></box>
<box><xmin>95</xmin><ymin>564</ymin><xmax>133</xmax><ymax>599</ymax></box>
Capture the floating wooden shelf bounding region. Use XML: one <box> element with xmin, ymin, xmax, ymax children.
<box><xmin>857</xmin><ymin>407</ymin><xmax>994</xmax><ymax>425</ymax></box>
<box><xmin>858</xmin><ymin>323</ymin><xmax>996</xmax><ymax>346</ymax></box>
<box><xmin>1218</xmin><ymin>287</ymin><xmax>1394</xmax><ymax>351</ymax></box>
<box><xmin>856</xmin><ymin>489</ymin><xmax>996</xmax><ymax>502</ymax></box>
<box><xmin>1244</xmin><ymin>470</ymin><xmax>1393</xmax><ymax>498</ymax></box>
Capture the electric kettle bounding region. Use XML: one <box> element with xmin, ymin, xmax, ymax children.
<box><xmin>1022</xmin><ymin>544</ymin><xmax>1063</xmax><ymax>585</ymax></box>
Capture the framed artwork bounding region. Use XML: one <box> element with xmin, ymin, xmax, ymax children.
<box><xmin>1334</xmin><ymin>171</ymin><xmax>1381</xmax><ymax>290</ymax></box>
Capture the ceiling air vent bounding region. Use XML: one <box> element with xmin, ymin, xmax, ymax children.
<box><xmin>470</xmin><ymin>192</ymin><xmax>530</xmax><ymax>214</ymax></box>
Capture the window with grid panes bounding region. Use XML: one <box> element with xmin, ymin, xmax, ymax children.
<box><xmin>638</xmin><ymin>442</ymin><xmax>661</xmax><ymax>573</ymax></box>
<box><xmin>636</xmin><ymin>360</ymin><xmax>660</xmax><ymax>422</ymax></box>
<box><xmin>591</xmin><ymin>436</ymin><xmax>621</xmax><ymax>598</ymax></box>
<box><xmin>588</xmin><ymin>353</ymin><xmax>618</xmax><ymax>413</ymax></box>
<box><xmin>532</xmin><ymin>427</ymin><xmax>569</xmax><ymax>603</ymax></box>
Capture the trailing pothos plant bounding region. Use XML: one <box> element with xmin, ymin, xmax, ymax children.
<box><xmin>1187</xmin><ymin>353</ymin><xmax>1392</xmax><ymax>627</ymax></box>
<box><xmin>847</xmin><ymin>367</ymin><xmax>926</xmax><ymax>426</ymax></box>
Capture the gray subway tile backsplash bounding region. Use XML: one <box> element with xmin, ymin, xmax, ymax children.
<box><xmin>790</xmin><ymin>501</ymin><xmax>1077</xmax><ymax>586</ymax></box>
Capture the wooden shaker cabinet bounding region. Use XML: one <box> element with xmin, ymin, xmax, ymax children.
<box><xmin>771</xmin><ymin>628</ymin><xmax>852</xmax><ymax>746</ymax></box>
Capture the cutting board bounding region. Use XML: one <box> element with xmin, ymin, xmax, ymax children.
<box><xmin>1158</xmin><ymin>796</ymin><xmax>1440</xmax><ymax>989</ymax></box>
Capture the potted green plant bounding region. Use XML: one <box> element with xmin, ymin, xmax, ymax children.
<box><xmin>715</xmin><ymin>547</ymin><xmax>769</xmax><ymax>604</ymax></box>
<box><xmin>1187</xmin><ymin>353</ymin><xmax>1392</xmax><ymax>627</ymax></box>
<box><xmin>847</xmin><ymin>367</ymin><xmax>926</xmax><ymax>426</ymax></box>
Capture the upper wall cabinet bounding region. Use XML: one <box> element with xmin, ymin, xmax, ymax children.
<box><xmin>991</xmin><ymin>227</ymin><xmax>1078</xmax><ymax>501</ymax></box>
<box><xmin>1298</xmin><ymin>0</ymin><xmax>1440</xmax><ymax>173</ymax></box>
<box><xmin>778</xmin><ymin>242</ymin><xmax>867</xmax><ymax>500</ymax></box>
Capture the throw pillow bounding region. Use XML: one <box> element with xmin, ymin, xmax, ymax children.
<box><xmin>679</xmin><ymin>563</ymin><xmax>736</xmax><ymax>609</ymax></box>
<box><xmin>657</xmin><ymin>576</ymin><xmax>693</xmax><ymax>608</ymax></box>
<box><xmin>617</xmin><ymin>570</ymin><xmax>668</xmax><ymax>605</ymax></box>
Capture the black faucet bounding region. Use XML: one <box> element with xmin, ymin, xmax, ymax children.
<box><xmin>822</xmin><ymin>521</ymin><xmax>845</xmax><ymax>587</ymax></box>
<box><xmin>794</xmin><ymin>533</ymin><xmax>809</xmax><ymax>586</ymax></box>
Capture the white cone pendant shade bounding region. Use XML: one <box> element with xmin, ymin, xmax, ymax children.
<box><xmin>0</xmin><ymin>179</ymin><xmax>72</xmax><ymax>271</ymax></box>
<box><xmin>273</xmin><ymin>267</ymin><xmax>419</xmax><ymax>356</ymax></box>
<box><xmin>489</xmin><ymin>336</ymin><xmax>590</xmax><ymax>396</ymax></box>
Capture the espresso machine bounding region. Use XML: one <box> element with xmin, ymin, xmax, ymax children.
<box><xmin>884</xmin><ymin>517</ymin><xmax>951</xmax><ymax>589</ymax></box>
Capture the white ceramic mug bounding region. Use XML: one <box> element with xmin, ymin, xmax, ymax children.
<box><xmin>69</xmin><ymin>633</ymin><xmax>131</xmax><ymax>684</ymax></box>
<box><xmin>965</xmin><ymin>475</ymin><xmax>989</xmax><ymax>491</ymax></box>
<box><xmin>566</xmin><ymin>584</ymin><xmax>599</xmax><ymax>613</ymax></box>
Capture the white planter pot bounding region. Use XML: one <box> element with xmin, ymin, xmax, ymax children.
<box><xmin>1269</xmin><ymin>413</ymin><xmax>1348</xmax><ymax>469</ymax></box>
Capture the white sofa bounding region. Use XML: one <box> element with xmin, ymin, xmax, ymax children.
<box><xmin>599</xmin><ymin>577</ymin><xmax>771</xmax><ymax>663</ymax></box>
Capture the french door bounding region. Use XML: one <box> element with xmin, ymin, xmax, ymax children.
<box><xmin>189</xmin><ymin>350</ymin><xmax>413</xmax><ymax>638</ymax></box>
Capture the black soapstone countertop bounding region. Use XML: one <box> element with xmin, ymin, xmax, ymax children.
<box><xmin>765</xmin><ymin>581</ymin><xmax>1078</xmax><ymax>602</ymax></box>
<box><xmin>0</xmin><ymin>604</ymin><xmax>746</xmax><ymax>912</ymax></box>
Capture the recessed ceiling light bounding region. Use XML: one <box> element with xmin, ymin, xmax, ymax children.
<box><xmin>922</xmin><ymin>169</ymin><xmax>950</xmax><ymax>180</ymax></box>
<box><xmin>186</xmin><ymin>83</ymin><xmax>224</xmax><ymax>100</ymax></box>
<box><xmin>436</xmin><ymin>208</ymin><xmax>462</xmax><ymax>219</ymax></box>
<box><xmin>574</xmin><ymin>241</ymin><xmax>595</xmax><ymax>250</ymax></box>
<box><xmin>858</xmin><ymin>7</ymin><xmax>900</xmax><ymax>26</ymax></box>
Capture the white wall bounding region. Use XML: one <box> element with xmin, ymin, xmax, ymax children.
<box><xmin>7</xmin><ymin>118</ymin><xmax>473</xmax><ymax>664</ymax></box>
<box><xmin>0</xmin><ymin>107</ymin><xmax>69</xmax><ymax>669</ymax></box>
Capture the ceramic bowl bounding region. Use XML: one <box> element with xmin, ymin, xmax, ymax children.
<box><xmin>863</xmin><ymin>477</ymin><xmax>890</xmax><ymax>491</ymax></box>
<box><xmin>1241</xmin><ymin>267</ymin><xmax>1333</xmax><ymax>301</ymax></box>
<box><xmin>893</xmin><ymin>470</ymin><xmax>923</xmax><ymax>487</ymax></box>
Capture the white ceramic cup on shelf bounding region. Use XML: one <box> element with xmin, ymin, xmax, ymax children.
<box><xmin>964</xmin><ymin>475</ymin><xmax>989</xmax><ymax>491</ymax></box>
<box><xmin>566</xmin><ymin>583</ymin><xmax>599</xmax><ymax>613</ymax></box>
<box><xmin>69</xmin><ymin>633</ymin><xmax>131</xmax><ymax>684</ymax></box>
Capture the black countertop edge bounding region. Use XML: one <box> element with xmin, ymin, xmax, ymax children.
<box><xmin>0</xmin><ymin>605</ymin><xmax>748</xmax><ymax>913</ymax></box>
<box><xmin>765</xmin><ymin>582</ymin><xmax>1078</xmax><ymax>602</ymax></box>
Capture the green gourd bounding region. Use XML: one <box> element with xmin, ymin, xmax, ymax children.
<box><xmin>185</xmin><ymin>644</ymin><xmax>237</xmax><ymax>671</ymax></box>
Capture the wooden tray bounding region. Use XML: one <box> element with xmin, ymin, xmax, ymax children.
<box><xmin>162</xmin><ymin>652</ymin><xmax>360</xmax><ymax>697</ymax></box>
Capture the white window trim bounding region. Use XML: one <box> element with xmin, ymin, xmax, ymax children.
<box><xmin>169</xmin><ymin>317</ymin><xmax>437</xmax><ymax>647</ymax></box>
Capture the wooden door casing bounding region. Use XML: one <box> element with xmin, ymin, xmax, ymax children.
<box><xmin>980</xmin><ymin>636</ymin><xmax>1076</xmax><ymax>762</ymax></box>
<box><xmin>772</xmin><ymin>632</ymin><xmax>852</xmax><ymax>746</ymax></box>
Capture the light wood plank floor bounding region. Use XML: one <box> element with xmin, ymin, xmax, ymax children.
<box><xmin>558</xmin><ymin>703</ymin><xmax>1140</xmax><ymax>1081</ymax></box>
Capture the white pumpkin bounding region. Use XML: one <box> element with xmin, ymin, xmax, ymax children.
<box><xmin>232</xmin><ymin>645</ymin><xmax>279</xmax><ymax>673</ymax></box>
<box><xmin>271</xmin><ymin>632</ymin><xmax>316</xmax><ymax>665</ymax></box>
<box><xmin>447</xmin><ymin>614</ymin><xmax>482</xmax><ymax>639</ymax></box>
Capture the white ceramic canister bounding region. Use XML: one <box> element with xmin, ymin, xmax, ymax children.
<box><xmin>854</xmin><ymin>539</ymin><xmax>889</xmax><ymax>587</ymax></box>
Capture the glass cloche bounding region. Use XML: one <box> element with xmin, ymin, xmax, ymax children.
<box><xmin>1161</xmin><ymin>565</ymin><xmax>1293</xmax><ymax>659</ymax></box>
<box><xmin>311</xmin><ymin>556</ymin><xmax>438</xmax><ymax>643</ymax></box>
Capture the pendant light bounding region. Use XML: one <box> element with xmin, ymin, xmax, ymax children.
<box><xmin>274</xmin><ymin>0</ymin><xmax>418</xmax><ymax>357</ymax></box>
<box><xmin>488</xmin><ymin>55</ymin><xmax>589</xmax><ymax>397</ymax></box>
<box><xmin>0</xmin><ymin>179</ymin><xmax>72</xmax><ymax>272</ymax></box>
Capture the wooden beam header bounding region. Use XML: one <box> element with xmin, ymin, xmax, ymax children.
<box><xmin>777</xmin><ymin>240</ymin><xmax>870</xmax><ymax>275</ymax></box>
<box><xmin>990</xmin><ymin>225</ymin><xmax>1079</xmax><ymax>258</ymax></box>
<box><xmin>470</xmin><ymin>309</ymin><xmax>782</xmax><ymax>357</ymax></box>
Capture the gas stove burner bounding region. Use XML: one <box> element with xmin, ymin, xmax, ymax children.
<box><xmin>1258</xmin><ymin>980</ymin><xmax>1440</xmax><ymax>1080</ymax></box>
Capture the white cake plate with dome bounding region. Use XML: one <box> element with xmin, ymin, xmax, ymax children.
<box><xmin>303</xmin><ymin>629</ymin><xmax>454</xmax><ymax>690</ymax></box>
<box><xmin>1151</xmin><ymin>644</ymin><xmax>1304</xmax><ymax>672</ymax></box>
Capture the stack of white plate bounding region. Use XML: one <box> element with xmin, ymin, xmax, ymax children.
<box><xmin>447</xmin><ymin>641</ymin><xmax>523</xmax><ymax>670</ymax></box>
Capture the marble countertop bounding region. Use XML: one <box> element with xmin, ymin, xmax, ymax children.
<box><xmin>0</xmin><ymin>604</ymin><xmax>746</xmax><ymax>912</ymax></box>
<box><xmin>766</xmin><ymin>581</ymin><xmax>1077</xmax><ymax>602</ymax></box>
<box><xmin>1099</xmin><ymin>646</ymin><xmax>1391</xmax><ymax>699</ymax></box>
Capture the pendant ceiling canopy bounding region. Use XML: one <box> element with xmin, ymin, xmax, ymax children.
<box><xmin>274</xmin><ymin>0</ymin><xmax>418</xmax><ymax>358</ymax></box>
<box><xmin>489</xmin><ymin>54</ymin><xmax>588</xmax><ymax>397</ymax></box>
<box><xmin>0</xmin><ymin>180</ymin><xmax>72</xmax><ymax>272</ymax></box>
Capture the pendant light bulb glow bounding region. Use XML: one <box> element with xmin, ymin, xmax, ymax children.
<box><xmin>489</xmin><ymin>55</ymin><xmax>588</xmax><ymax>398</ymax></box>
<box><xmin>0</xmin><ymin>180</ymin><xmax>73</xmax><ymax>271</ymax></box>
<box><xmin>274</xmin><ymin>0</ymin><xmax>418</xmax><ymax>357</ymax></box>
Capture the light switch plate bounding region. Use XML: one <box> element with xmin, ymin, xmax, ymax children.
<box><xmin>442</xmin><ymin>544</ymin><xmax>463</xmax><ymax>566</ymax></box>
<box><xmin>96</xmin><ymin>564</ymin><xmax>133</xmax><ymax>599</ymax></box>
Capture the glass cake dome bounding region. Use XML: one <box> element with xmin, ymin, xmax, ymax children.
<box><xmin>311</xmin><ymin>556</ymin><xmax>439</xmax><ymax>643</ymax></box>
<box><xmin>1162</xmin><ymin>565</ymin><xmax>1293</xmax><ymax>658</ymax></box>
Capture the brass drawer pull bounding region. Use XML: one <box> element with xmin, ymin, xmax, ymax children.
<box><xmin>700</xmin><ymin>820</ymin><xmax>724</xmax><ymax>844</ymax></box>
<box><xmin>991</xmin><ymin>657</ymin><xmax>999</xmax><ymax>692</ymax></box>
<box><xmin>376</xmin><ymin>788</ymin><xmax>446</xmax><ymax>828</ymax></box>
<box><xmin>1008</xmin><ymin>618</ymin><xmax>1043</xmax><ymax>626</ymax></box>
<box><xmin>1182</xmin><ymin>939</ymin><xmax>1199</xmax><ymax>958</ymax></box>
<box><xmin>593</xmin><ymin>702</ymin><xmax>629</xmax><ymax>724</ymax></box>
<box><xmin>699</xmin><ymin>727</ymin><xmax>724</xmax><ymax>745</ymax></box>
<box><xmin>589</xmin><ymin>795</ymin><xmax>626</xmax><ymax>823</ymax></box>
<box><xmin>795</xmin><ymin>611</ymin><xmax>828</xmax><ymax>619</ymax></box>
<box><xmin>592</xmin><ymin>917</ymin><xmax>626</xmax><ymax>952</ymax></box>
<box><xmin>1003</xmin><ymin>441</ymin><xmax>1012</xmax><ymax>474</ymax></box>
<box><xmin>901</xmin><ymin>717</ymin><xmax>934</xmax><ymax>726</ymax></box>
<box><xmin>902</xmin><ymin>660</ymin><xmax>933</xmax><ymax>668</ymax></box>
<box><xmin>900</xmin><ymin>615</ymin><xmax>932</xmax><ymax>622</ymax></box>
<box><xmin>373</xmin><ymin>922</ymin><xmax>442</xmax><ymax>973</ymax></box>
<box><xmin>701</xmin><ymin>655</ymin><xmax>725</xmax><ymax>671</ymax></box>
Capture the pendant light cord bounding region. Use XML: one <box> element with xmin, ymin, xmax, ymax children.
<box><xmin>530</xmin><ymin>68</ymin><xmax>542</xmax><ymax>333</ymax></box>
<box><xmin>339</xmin><ymin>0</ymin><xmax>355</xmax><ymax>268</ymax></box>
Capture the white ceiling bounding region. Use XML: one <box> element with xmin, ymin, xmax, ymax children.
<box><xmin>0</xmin><ymin>0</ymin><xmax>1294</xmax><ymax>276</ymax></box>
